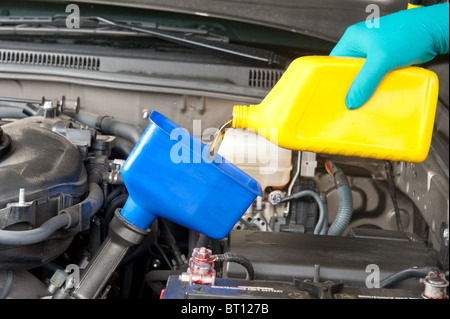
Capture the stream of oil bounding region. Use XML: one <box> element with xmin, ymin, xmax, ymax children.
<box><xmin>206</xmin><ymin>116</ymin><xmax>233</xmax><ymax>162</ymax></box>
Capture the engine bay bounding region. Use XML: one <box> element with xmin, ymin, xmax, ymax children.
<box><xmin>0</xmin><ymin>90</ymin><xmax>448</xmax><ymax>300</ymax></box>
<box><xmin>0</xmin><ymin>0</ymin><xmax>449</xmax><ymax>301</ymax></box>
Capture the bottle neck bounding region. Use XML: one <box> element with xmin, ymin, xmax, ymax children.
<box><xmin>232</xmin><ymin>105</ymin><xmax>251</xmax><ymax>129</ymax></box>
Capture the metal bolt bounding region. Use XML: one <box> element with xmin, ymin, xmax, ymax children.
<box><xmin>152</xmin><ymin>259</ymin><xmax>161</xmax><ymax>268</ymax></box>
<box><xmin>313</xmin><ymin>264</ymin><xmax>321</xmax><ymax>283</ymax></box>
<box><xmin>268</xmin><ymin>190</ymin><xmax>285</xmax><ymax>205</ymax></box>
<box><xmin>18</xmin><ymin>188</ymin><xmax>25</xmax><ymax>205</ymax></box>
<box><xmin>142</xmin><ymin>109</ymin><xmax>150</xmax><ymax>119</ymax></box>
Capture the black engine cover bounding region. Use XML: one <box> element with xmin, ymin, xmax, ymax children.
<box><xmin>0</xmin><ymin>117</ymin><xmax>87</xmax><ymax>208</ymax></box>
<box><xmin>0</xmin><ymin>117</ymin><xmax>87</xmax><ymax>269</ymax></box>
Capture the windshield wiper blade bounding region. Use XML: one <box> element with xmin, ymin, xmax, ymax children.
<box><xmin>0</xmin><ymin>15</ymin><xmax>290</xmax><ymax>68</ymax></box>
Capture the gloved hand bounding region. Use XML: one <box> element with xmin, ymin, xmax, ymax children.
<box><xmin>330</xmin><ymin>3</ymin><xmax>449</xmax><ymax>110</ymax></box>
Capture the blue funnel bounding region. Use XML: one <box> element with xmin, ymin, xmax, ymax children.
<box><xmin>119</xmin><ymin>111</ymin><xmax>262</xmax><ymax>239</ymax></box>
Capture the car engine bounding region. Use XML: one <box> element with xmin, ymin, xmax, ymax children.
<box><xmin>0</xmin><ymin>0</ymin><xmax>448</xmax><ymax>302</ymax></box>
<box><xmin>0</xmin><ymin>92</ymin><xmax>448</xmax><ymax>300</ymax></box>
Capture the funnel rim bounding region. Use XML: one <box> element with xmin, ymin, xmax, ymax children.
<box><xmin>148</xmin><ymin>111</ymin><xmax>263</xmax><ymax>197</ymax></box>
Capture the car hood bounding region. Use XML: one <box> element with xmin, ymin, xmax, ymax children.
<box><xmin>73</xmin><ymin>0</ymin><xmax>409</xmax><ymax>42</ymax></box>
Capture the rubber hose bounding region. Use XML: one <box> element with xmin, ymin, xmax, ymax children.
<box><xmin>196</xmin><ymin>233</ymin><xmax>212</xmax><ymax>249</ymax></box>
<box><xmin>319</xmin><ymin>201</ymin><xmax>329</xmax><ymax>235</ymax></box>
<box><xmin>87</xmin><ymin>161</ymin><xmax>108</xmax><ymax>185</ymax></box>
<box><xmin>327</xmin><ymin>171</ymin><xmax>353</xmax><ymax>236</ymax></box>
<box><xmin>327</xmin><ymin>185</ymin><xmax>353</xmax><ymax>236</ymax></box>
<box><xmin>215</xmin><ymin>252</ymin><xmax>255</xmax><ymax>280</ymax></box>
<box><xmin>70</xmin><ymin>110</ymin><xmax>98</xmax><ymax>128</ymax></box>
<box><xmin>88</xmin><ymin>217</ymin><xmax>103</xmax><ymax>256</ymax></box>
<box><xmin>278</xmin><ymin>190</ymin><xmax>327</xmax><ymax>235</ymax></box>
<box><xmin>195</xmin><ymin>233</ymin><xmax>222</xmax><ymax>255</ymax></box>
<box><xmin>71</xmin><ymin>111</ymin><xmax>143</xmax><ymax>145</ymax></box>
<box><xmin>104</xmin><ymin>193</ymin><xmax>129</xmax><ymax>223</ymax></box>
<box><xmin>113</xmin><ymin>136</ymin><xmax>134</xmax><ymax>158</ymax></box>
<box><xmin>104</xmin><ymin>186</ymin><xmax>126</xmax><ymax>208</ymax></box>
<box><xmin>0</xmin><ymin>213</ymin><xmax>71</xmax><ymax>246</ymax></box>
<box><xmin>88</xmin><ymin>183</ymin><xmax>105</xmax><ymax>217</ymax></box>
<box><xmin>160</xmin><ymin>219</ymin><xmax>186</xmax><ymax>269</ymax></box>
<box><xmin>75</xmin><ymin>182</ymin><xmax>104</xmax><ymax>218</ymax></box>
<box><xmin>0</xmin><ymin>270</ymin><xmax>13</xmax><ymax>299</ymax></box>
<box><xmin>380</xmin><ymin>266</ymin><xmax>437</xmax><ymax>288</ymax></box>
<box><xmin>99</xmin><ymin>116</ymin><xmax>143</xmax><ymax>146</ymax></box>
<box><xmin>0</xmin><ymin>183</ymin><xmax>103</xmax><ymax>246</ymax></box>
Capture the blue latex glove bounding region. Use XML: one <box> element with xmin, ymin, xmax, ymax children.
<box><xmin>330</xmin><ymin>3</ymin><xmax>449</xmax><ymax>110</ymax></box>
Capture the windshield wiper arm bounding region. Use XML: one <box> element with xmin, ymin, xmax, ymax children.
<box><xmin>94</xmin><ymin>17</ymin><xmax>289</xmax><ymax>68</ymax></box>
<box><xmin>0</xmin><ymin>15</ymin><xmax>290</xmax><ymax>68</ymax></box>
<box><xmin>0</xmin><ymin>15</ymin><xmax>224</xmax><ymax>39</ymax></box>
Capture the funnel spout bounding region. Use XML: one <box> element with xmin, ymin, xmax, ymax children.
<box><xmin>120</xmin><ymin>197</ymin><xmax>156</xmax><ymax>230</ymax></box>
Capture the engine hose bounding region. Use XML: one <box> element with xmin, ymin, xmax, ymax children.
<box><xmin>0</xmin><ymin>213</ymin><xmax>71</xmax><ymax>246</ymax></box>
<box><xmin>319</xmin><ymin>200</ymin><xmax>329</xmax><ymax>235</ymax></box>
<box><xmin>71</xmin><ymin>111</ymin><xmax>143</xmax><ymax>145</ymax></box>
<box><xmin>113</xmin><ymin>136</ymin><xmax>134</xmax><ymax>158</ymax></box>
<box><xmin>327</xmin><ymin>171</ymin><xmax>353</xmax><ymax>236</ymax></box>
<box><xmin>87</xmin><ymin>183</ymin><xmax>104</xmax><ymax>217</ymax></box>
<box><xmin>104</xmin><ymin>185</ymin><xmax>126</xmax><ymax>208</ymax></box>
<box><xmin>0</xmin><ymin>270</ymin><xmax>13</xmax><ymax>299</ymax></box>
<box><xmin>104</xmin><ymin>193</ymin><xmax>129</xmax><ymax>223</ymax></box>
<box><xmin>0</xmin><ymin>183</ymin><xmax>103</xmax><ymax>246</ymax></box>
<box><xmin>160</xmin><ymin>218</ymin><xmax>186</xmax><ymax>269</ymax></box>
<box><xmin>380</xmin><ymin>266</ymin><xmax>438</xmax><ymax>288</ymax></box>
<box><xmin>99</xmin><ymin>116</ymin><xmax>143</xmax><ymax>146</ymax></box>
<box><xmin>195</xmin><ymin>233</ymin><xmax>222</xmax><ymax>255</ymax></box>
<box><xmin>196</xmin><ymin>233</ymin><xmax>211</xmax><ymax>249</ymax></box>
<box><xmin>278</xmin><ymin>190</ymin><xmax>327</xmax><ymax>235</ymax></box>
<box><xmin>214</xmin><ymin>252</ymin><xmax>255</xmax><ymax>280</ymax></box>
<box><xmin>61</xmin><ymin>182</ymin><xmax>104</xmax><ymax>219</ymax></box>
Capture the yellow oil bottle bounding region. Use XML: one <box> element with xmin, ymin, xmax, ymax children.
<box><xmin>232</xmin><ymin>56</ymin><xmax>439</xmax><ymax>163</ymax></box>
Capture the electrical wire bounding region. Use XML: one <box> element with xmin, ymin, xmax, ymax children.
<box><xmin>323</xmin><ymin>159</ymin><xmax>353</xmax><ymax>236</ymax></box>
<box><xmin>325</xmin><ymin>159</ymin><xmax>340</xmax><ymax>176</ymax></box>
<box><xmin>325</xmin><ymin>159</ymin><xmax>334</xmax><ymax>175</ymax></box>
